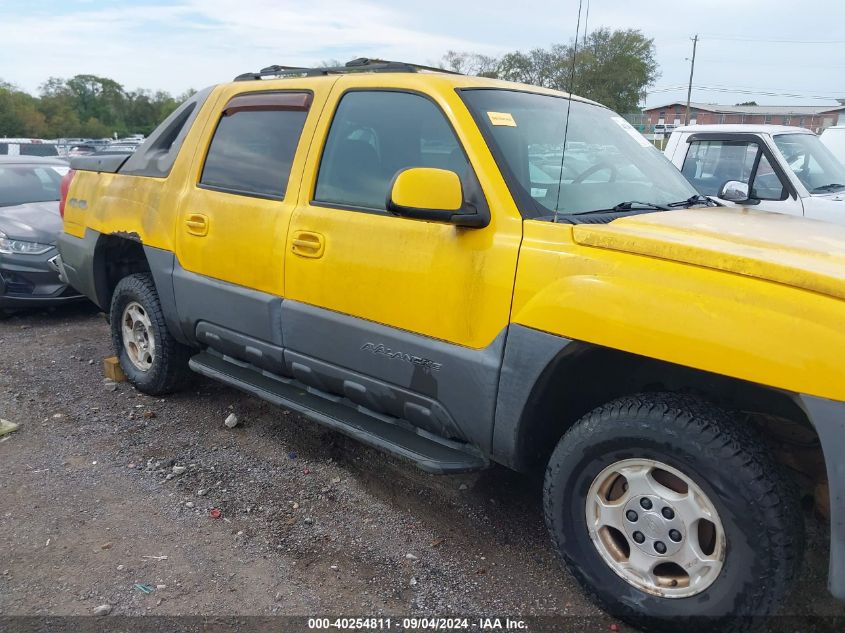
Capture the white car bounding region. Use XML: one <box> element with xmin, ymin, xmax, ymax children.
<box><xmin>0</xmin><ymin>138</ymin><xmax>60</xmax><ymax>158</ymax></box>
<box><xmin>821</xmin><ymin>125</ymin><xmax>845</xmax><ymax>165</ymax></box>
<box><xmin>664</xmin><ymin>124</ymin><xmax>845</xmax><ymax>224</ymax></box>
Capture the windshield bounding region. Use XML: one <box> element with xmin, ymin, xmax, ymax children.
<box><xmin>460</xmin><ymin>89</ymin><xmax>699</xmax><ymax>216</ymax></box>
<box><xmin>773</xmin><ymin>133</ymin><xmax>845</xmax><ymax>194</ymax></box>
<box><xmin>0</xmin><ymin>164</ymin><xmax>66</xmax><ymax>207</ymax></box>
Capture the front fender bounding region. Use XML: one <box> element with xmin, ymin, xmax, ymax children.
<box><xmin>799</xmin><ymin>395</ymin><xmax>845</xmax><ymax>601</ymax></box>
<box><xmin>511</xmin><ymin>220</ymin><xmax>845</xmax><ymax>404</ymax></box>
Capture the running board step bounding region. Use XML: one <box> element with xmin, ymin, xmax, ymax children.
<box><xmin>189</xmin><ymin>351</ymin><xmax>489</xmax><ymax>474</ymax></box>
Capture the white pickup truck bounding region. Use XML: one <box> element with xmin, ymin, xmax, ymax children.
<box><xmin>664</xmin><ymin>124</ymin><xmax>845</xmax><ymax>223</ymax></box>
<box><xmin>822</xmin><ymin>125</ymin><xmax>845</xmax><ymax>165</ymax></box>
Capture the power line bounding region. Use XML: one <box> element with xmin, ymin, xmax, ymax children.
<box><xmin>649</xmin><ymin>83</ymin><xmax>842</xmax><ymax>96</ymax></box>
<box><xmin>651</xmin><ymin>85</ymin><xmax>842</xmax><ymax>101</ymax></box>
<box><xmin>650</xmin><ymin>82</ymin><xmax>843</xmax><ymax>94</ymax></box>
<box><xmin>700</xmin><ymin>34</ymin><xmax>845</xmax><ymax>44</ymax></box>
<box><xmin>648</xmin><ymin>31</ymin><xmax>845</xmax><ymax>108</ymax></box>
<box><xmin>689</xmin><ymin>81</ymin><xmax>844</xmax><ymax>96</ymax></box>
<box><xmin>696</xmin><ymin>57</ymin><xmax>845</xmax><ymax>70</ymax></box>
<box><xmin>698</xmin><ymin>87</ymin><xmax>840</xmax><ymax>100</ymax></box>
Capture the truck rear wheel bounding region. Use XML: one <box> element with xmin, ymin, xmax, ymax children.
<box><xmin>543</xmin><ymin>393</ymin><xmax>802</xmax><ymax>631</ymax></box>
<box><xmin>109</xmin><ymin>273</ymin><xmax>192</xmax><ymax>395</ymax></box>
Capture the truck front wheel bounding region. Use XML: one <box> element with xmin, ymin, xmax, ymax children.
<box><xmin>109</xmin><ymin>273</ymin><xmax>192</xmax><ymax>395</ymax></box>
<box><xmin>543</xmin><ymin>393</ymin><xmax>802</xmax><ymax>631</ymax></box>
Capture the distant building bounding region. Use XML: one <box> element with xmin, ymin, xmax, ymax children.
<box><xmin>642</xmin><ymin>102</ymin><xmax>845</xmax><ymax>134</ymax></box>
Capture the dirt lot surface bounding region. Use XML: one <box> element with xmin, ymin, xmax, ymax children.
<box><xmin>1</xmin><ymin>304</ymin><xmax>844</xmax><ymax>632</ymax></box>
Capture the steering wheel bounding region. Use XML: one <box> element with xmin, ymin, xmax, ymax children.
<box><xmin>573</xmin><ymin>161</ymin><xmax>618</xmax><ymax>183</ymax></box>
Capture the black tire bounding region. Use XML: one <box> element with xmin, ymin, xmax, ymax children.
<box><xmin>109</xmin><ymin>273</ymin><xmax>192</xmax><ymax>395</ymax></box>
<box><xmin>544</xmin><ymin>393</ymin><xmax>802</xmax><ymax>632</ymax></box>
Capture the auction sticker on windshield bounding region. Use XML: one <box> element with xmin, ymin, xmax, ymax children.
<box><xmin>610</xmin><ymin>116</ymin><xmax>652</xmax><ymax>147</ymax></box>
<box><xmin>487</xmin><ymin>111</ymin><xmax>517</xmax><ymax>127</ymax></box>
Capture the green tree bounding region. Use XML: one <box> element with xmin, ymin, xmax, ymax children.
<box><xmin>441</xmin><ymin>51</ymin><xmax>499</xmax><ymax>78</ymax></box>
<box><xmin>0</xmin><ymin>82</ymin><xmax>47</xmax><ymax>136</ymax></box>
<box><xmin>64</xmin><ymin>75</ymin><xmax>127</xmax><ymax>131</ymax></box>
<box><xmin>79</xmin><ymin>116</ymin><xmax>111</xmax><ymax>138</ymax></box>
<box><xmin>497</xmin><ymin>45</ymin><xmax>569</xmax><ymax>87</ymax></box>
<box><xmin>441</xmin><ymin>28</ymin><xmax>659</xmax><ymax>113</ymax></box>
<box><xmin>570</xmin><ymin>28</ymin><xmax>660</xmax><ymax>113</ymax></box>
<box><xmin>38</xmin><ymin>77</ymin><xmax>83</xmax><ymax>137</ymax></box>
<box><xmin>1</xmin><ymin>75</ymin><xmax>190</xmax><ymax>139</ymax></box>
<box><xmin>175</xmin><ymin>89</ymin><xmax>197</xmax><ymax>102</ymax></box>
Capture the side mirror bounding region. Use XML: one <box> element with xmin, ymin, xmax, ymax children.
<box><xmin>719</xmin><ymin>180</ymin><xmax>750</xmax><ymax>202</ymax></box>
<box><xmin>387</xmin><ymin>167</ymin><xmax>487</xmax><ymax>227</ymax></box>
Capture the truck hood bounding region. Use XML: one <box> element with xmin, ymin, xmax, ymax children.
<box><xmin>0</xmin><ymin>200</ymin><xmax>62</xmax><ymax>244</ymax></box>
<box><xmin>572</xmin><ymin>207</ymin><xmax>845</xmax><ymax>300</ymax></box>
<box><xmin>804</xmin><ymin>192</ymin><xmax>845</xmax><ymax>225</ymax></box>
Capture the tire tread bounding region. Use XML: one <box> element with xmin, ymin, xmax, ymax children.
<box><xmin>543</xmin><ymin>392</ymin><xmax>803</xmax><ymax>632</ymax></box>
<box><xmin>109</xmin><ymin>273</ymin><xmax>192</xmax><ymax>395</ymax></box>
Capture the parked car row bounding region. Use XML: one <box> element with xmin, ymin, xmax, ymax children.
<box><xmin>0</xmin><ymin>136</ymin><xmax>147</xmax><ymax>160</ymax></box>
<box><xmin>65</xmin><ymin>136</ymin><xmax>145</xmax><ymax>157</ymax></box>
<box><xmin>66</xmin><ymin>138</ymin><xmax>112</xmax><ymax>157</ymax></box>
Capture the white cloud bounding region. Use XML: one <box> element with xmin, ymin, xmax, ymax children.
<box><xmin>0</xmin><ymin>0</ymin><xmax>496</xmax><ymax>94</ymax></box>
<box><xmin>1</xmin><ymin>0</ymin><xmax>843</xmax><ymax>107</ymax></box>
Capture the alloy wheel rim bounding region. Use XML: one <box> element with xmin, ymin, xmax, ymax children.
<box><xmin>121</xmin><ymin>301</ymin><xmax>156</xmax><ymax>372</ymax></box>
<box><xmin>585</xmin><ymin>457</ymin><xmax>726</xmax><ymax>598</ymax></box>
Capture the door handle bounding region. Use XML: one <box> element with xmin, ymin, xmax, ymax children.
<box><xmin>185</xmin><ymin>213</ymin><xmax>209</xmax><ymax>236</ymax></box>
<box><xmin>291</xmin><ymin>231</ymin><xmax>325</xmax><ymax>258</ymax></box>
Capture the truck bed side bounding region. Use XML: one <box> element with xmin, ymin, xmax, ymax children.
<box><xmin>62</xmin><ymin>85</ymin><xmax>221</xmax><ymax>253</ymax></box>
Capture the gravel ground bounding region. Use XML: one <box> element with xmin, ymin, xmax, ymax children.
<box><xmin>1</xmin><ymin>304</ymin><xmax>844</xmax><ymax>632</ymax></box>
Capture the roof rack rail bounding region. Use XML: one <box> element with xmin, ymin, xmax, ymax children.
<box><xmin>234</xmin><ymin>57</ymin><xmax>462</xmax><ymax>81</ymax></box>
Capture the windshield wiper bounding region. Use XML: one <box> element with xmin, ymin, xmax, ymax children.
<box><xmin>811</xmin><ymin>183</ymin><xmax>845</xmax><ymax>194</ymax></box>
<box><xmin>667</xmin><ymin>194</ymin><xmax>716</xmax><ymax>208</ymax></box>
<box><xmin>574</xmin><ymin>201</ymin><xmax>670</xmax><ymax>216</ymax></box>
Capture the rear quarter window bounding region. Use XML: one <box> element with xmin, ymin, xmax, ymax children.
<box><xmin>119</xmin><ymin>85</ymin><xmax>214</xmax><ymax>178</ymax></box>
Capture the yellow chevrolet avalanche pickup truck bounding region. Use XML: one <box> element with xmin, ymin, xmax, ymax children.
<box><xmin>55</xmin><ymin>59</ymin><xmax>845</xmax><ymax>630</ymax></box>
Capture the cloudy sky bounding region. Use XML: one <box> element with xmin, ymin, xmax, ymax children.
<box><xmin>2</xmin><ymin>0</ymin><xmax>843</xmax><ymax>109</ymax></box>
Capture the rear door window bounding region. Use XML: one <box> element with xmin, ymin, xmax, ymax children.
<box><xmin>199</xmin><ymin>92</ymin><xmax>312</xmax><ymax>199</ymax></box>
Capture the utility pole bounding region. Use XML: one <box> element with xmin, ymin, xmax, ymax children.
<box><xmin>685</xmin><ymin>34</ymin><xmax>699</xmax><ymax>125</ymax></box>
